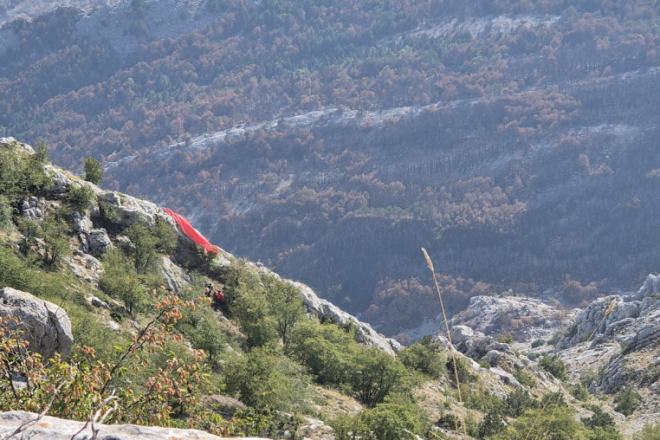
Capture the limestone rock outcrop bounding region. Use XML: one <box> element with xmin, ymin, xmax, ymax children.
<box><xmin>0</xmin><ymin>411</ymin><xmax>265</xmax><ymax>440</ymax></box>
<box><xmin>0</xmin><ymin>288</ymin><xmax>73</xmax><ymax>358</ymax></box>
<box><xmin>450</xmin><ymin>294</ymin><xmax>575</xmax><ymax>342</ymax></box>
<box><xmin>557</xmin><ymin>274</ymin><xmax>660</xmax><ymax>351</ymax></box>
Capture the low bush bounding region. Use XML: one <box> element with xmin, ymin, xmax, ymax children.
<box><xmin>65</xmin><ymin>185</ymin><xmax>95</xmax><ymax>212</ymax></box>
<box><xmin>614</xmin><ymin>387</ymin><xmax>641</xmax><ymax>416</ymax></box>
<box><xmin>635</xmin><ymin>424</ymin><xmax>660</xmax><ymax>440</ymax></box>
<box><xmin>531</xmin><ymin>339</ymin><xmax>545</xmax><ymax>348</ymax></box>
<box><xmin>222</xmin><ymin>347</ymin><xmax>310</xmax><ymax>411</ymax></box>
<box><xmin>503</xmin><ymin>388</ymin><xmax>539</xmax><ymax>417</ymax></box>
<box><xmin>400</xmin><ymin>335</ymin><xmax>447</xmax><ymax>379</ymax></box>
<box><xmin>331</xmin><ymin>397</ymin><xmax>430</xmax><ymax>440</ymax></box>
<box><xmin>513</xmin><ymin>369</ymin><xmax>536</xmax><ymax>387</ymax></box>
<box><xmin>539</xmin><ymin>355</ymin><xmax>568</xmax><ymax>380</ymax></box>
<box><xmin>571</xmin><ymin>384</ymin><xmax>590</xmax><ymax>401</ymax></box>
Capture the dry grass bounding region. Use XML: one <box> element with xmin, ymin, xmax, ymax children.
<box><xmin>422</xmin><ymin>247</ymin><xmax>467</xmax><ymax>438</ymax></box>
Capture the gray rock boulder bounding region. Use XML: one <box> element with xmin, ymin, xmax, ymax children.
<box><xmin>20</xmin><ymin>196</ymin><xmax>45</xmax><ymax>221</ymax></box>
<box><xmin>87</xmin><ymin>229</ymin><xmax>112</xmax><ymax>257</ymax></box>
<box><xmin>0</xmin><ymin>137</ymin><xmax>34</xmax><ymax>154</ymax></box>
<box><xmin>161</xmin><ymin>256</ymin><xmax>192</xmax><ymax>293</ymax></box>
<box><xmin>0</xmin><ymin>411</ymin><xmax>259</xmax><ymax>440</ymax></box>
<box><xmin>0</xmin><ymin>288</ymin><xmax>73</xmax><ymax>358</ymax></box>
<box><xmin>98</xmin><ymin>192</ymin><xmax>172</xmax><ymax>228</ymax></box>
<box><xmin>87</xmin><ymin>295</ymin><xmax>110</xmax><ymax>310</ymax></box>
<box><xmin>450</xmin><ymin>325</ymin><xmax>474</xmax><ymax>345</ymax></box>
<box><xmin>71</xmin><ymin>211</ymin><xmax>93</xmax><ymax>234</ymax></box>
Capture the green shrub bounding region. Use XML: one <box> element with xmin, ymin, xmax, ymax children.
<box><xmin>447</xmin><ymin>356</ymin><xmax>477</xmax><ymax>384</ymax></box>
<box><xmin>614</xmin><ymin>387</ymin><xmax>640</xmax><ymax>416</ymax></box>
<box><xmin>0</xmin><ymin>196</ymin><xmax>13</xmax><ymax>230</ymax></box>
<box><xmin>15</xmin><ymin>214</ymin><xmax>70</xmax><ymax>268</ymax></box>
<box><xmin>531</xmin><ymin>339</ymin><xmax>545</xmax><ymax>348</ymax></box>
<box><xmin>478</xmin><ymin>406</ymin><xmax>506</xmax><ymax>439</ymax></box>
<box><xmin>83</xmin><ymin>157</ymin><xmax>104</xmax><ymax>185</ymax></box>
<box><xmin>582</xmin><ymin>405</ymin><xmax>615</xmax><ymax>429</ymax></box>
<box><xmin>222</xmin><ymin>347</ymin><xmax>310</xmax><ymax>411</ymax></box>
<box><xmin>541</xmin><ymin>391</ymin><xmax>566</xmax><ymax>408</ymax></box>
<box><xmin>125</xmin><ymin>223</ymin><xmax>162</xmax><ymax>275</ymax></box>
<box><xmin>152</xmin><ymin>217</ymin><xmax>179</xmax><ymax>254</ymax></box>
<box><xmin>176</xmin><ymin>301</ymin><xmax>228</xmax><ymax>370</ymax></box>
<box><xmin>0</xmin><ymin>141</ymin><xmax>51</xmax><ymax>199</ymax></box>
<box><xmin>548</xmin><ymin>331</ymin><xmax>562</xmax><ymax>345</ymax></box>
<box><xmin>287</xmin><ymin>320</ymin><xmax>358</xmax><ymax>386</ymax></box>
<box><xmin>580</xmin><ymin>369</ymin><xmax>597</xmax><ymax>389</ymax></box>
<box><xmin>288</xmin><ymin>319</ymin><xmax>413</xmax><ymax>405</ymax></box>
<box><xmin>331</xmin><ymin>397</ymin><xmax>430</xmax><ymax>440</ymax></box>
<box><xmin>40</xmin><ymin>215</ymin><xmax>70</xmax><ymax>268</ymax></box>
<box><xmin>265</xmin><ymin>278</ymin><xmax>304</xmax><ymax>345</ymax></box>
<box><xmin>513</xmin><ymin>369</ymin><xmax>536</xmax><ymax>387</ymax></box>
<box><xmin>539</xmin><ymin>355</ymin><xmax>568</xmax><ymax>380</ymax></box>
<box><xmin>350</xmin><ymin>347</ymin><xmax>412</xmax><ymax>406</ymax></box>
<box><xmin>571</xmin><ymin>384</ymin><xmax>590</xmax><ymax>401</ymax></box>
<box><xmin>400</xmin><ymin>335</ymin><xmax>447</xmax><ymax>379</ymax></box>
<box><xmin>99</xmin><ymin>248</ymin><xmax>150</xmax><ymax>316</ymax></box>
<box><xmin>498</xmin><ymin>334</ymin><xmax>515</xmax><ymax>344</ymax></box>
<box><xmin>490</xmin><ymin>406</ymin><xmax>589</xmax><ymax>440</ymax></box>
<box><xmin>231</xmin><ymin>287</ymin><xmax>278</xmax><ymax>347</ymax></box>
<box><xmin>0</xmin><ymin>244</ymin><xmax>35</xmax><ymax>291</ymax></box>
<box><xmin>635</xmin><ymin>424</ymin><xmax>660</xmax><ymax>440</ymax></box>
<box><xmin>503</xmin><ymin>388</ymin><xmax>539</xmax><ymax>417</ymax></box>
<box><xmin>462</xmin><ymin>385</ymin><xmax>502</xmax><ymax>412</ymax></box>
<box><xmin>65</xmin><ymin>185</ymin><xmax>95</xmax><ymax>212</ymax></box>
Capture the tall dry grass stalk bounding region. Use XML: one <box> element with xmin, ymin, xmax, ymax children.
<box><xmin>422</xmin><ymin>248</ymin><xmax>467</xmax><ymax>438</ymax></box>
<box><xmin>525</xmin><ymin>299</ymin><xmax>618</xmax><ymax>440</ymax></box>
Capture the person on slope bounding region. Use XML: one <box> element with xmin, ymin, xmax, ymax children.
<box><xmin>212</xmin><ymin>288</ymin><xmax>225</xmax><ymax>312</ymax></box>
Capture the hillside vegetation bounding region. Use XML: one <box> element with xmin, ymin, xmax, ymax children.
<box><xmin>4</xmin><ymin>138</ymin><xmax>658</xmax><ymax>439</ymax></box>
<box><xmin>3</xmin><ymin>0</ymin><xmax>660</xmax><ymax>334</ymax></box>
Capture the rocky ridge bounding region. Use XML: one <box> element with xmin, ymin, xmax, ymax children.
<box><xmin>2</xmin><ymin>136</ymin><xmax>400</xmax><ymax>357</ymax></box>
<box><xmin>449</xmin><ymin>294</ymin><xmax>576</xmax><ymax>342</ymax></box>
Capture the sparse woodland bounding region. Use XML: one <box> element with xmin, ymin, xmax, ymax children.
<box><xmin>2</xmin><ymin>1</ymin><xmax>660</xmax><ymax>339</ymax></box>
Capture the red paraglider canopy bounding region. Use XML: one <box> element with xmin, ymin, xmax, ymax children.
<box><xmin>163</xmin><ymin>208</ymin><xmax>220</xmax><ymax>256</ymax></box>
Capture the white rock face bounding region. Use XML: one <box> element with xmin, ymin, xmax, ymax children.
<box><xmin>0</xmin><ymin>288</ymin><xmax>73</xmax><ymax>358</ymax></box>
<box><xmin>555</xmin><ymin>274</ymin><xmax>660</xmax><ymax>399</ymax></box>
<box><xmin>450</xmin><ymin>295</ymin><xmax>575</xmax><ymax>342</ymax></box>
<box><xmin>0</xmin><ymin>411</ymin><xmax>265</xmax><ymax>440</ymax></box>
<box><xmin>161</xmin><ymin>255</ymin><xmax>192</xmax><ymax>293</ymax></box>
<box><xmin>557</xmin><ymin>275</ymin><xmax>660</xmax><ymax>351</ymax></box>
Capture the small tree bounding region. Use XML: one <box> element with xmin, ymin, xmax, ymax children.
<box><xmin>267</xmin><ymin>280</ymin><xmax>304</xmax><ymax>345</ymax></box>
<box><xmin>66</xmin><ymin>185</ymin><xmax>95</xmax><ymax>211</ymax></box>
<box><xmin>350</xmin><ymin>348</ymin><xmax>411</xmax><ymax>406</ymax></box>
<box><xmin>40</xmin><ymin>215</ymin><xmax>70</xmax><ymax>268</ymax></box>
<box><xmin>99</xmin><ymin>248</ymin><xmax>149</xmax><ymax>316</ymax></box>
<box><xmin>400</xmin><ymin>335</ymin><xmax>447</xmax><ymax>379</ymax></box>
<box><xmin>83</xmin><ymin>157</ymin><xmax>104</xmax><ymax>185</ymax></box>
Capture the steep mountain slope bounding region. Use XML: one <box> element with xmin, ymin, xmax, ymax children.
<box><xmin>5</xmin><ymin>136</ymin><xmax>660</xmax><ymax>438</ymax></box>
<box><xmin>3</xmin><ymin>0</ymin><xmax>660</xmax><ymax>334</ymax></box>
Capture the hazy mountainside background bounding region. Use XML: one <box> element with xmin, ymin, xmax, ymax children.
<box><xmin>3</xmin><ymin>0</ymin><xmax>660</xmax><ymax>335</ymax></box>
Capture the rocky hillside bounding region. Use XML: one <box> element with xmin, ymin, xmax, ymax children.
<box><xmin>4</xmin><ymin>136</ymin><xmax>655</xmax><ymax>439</ymax></box>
